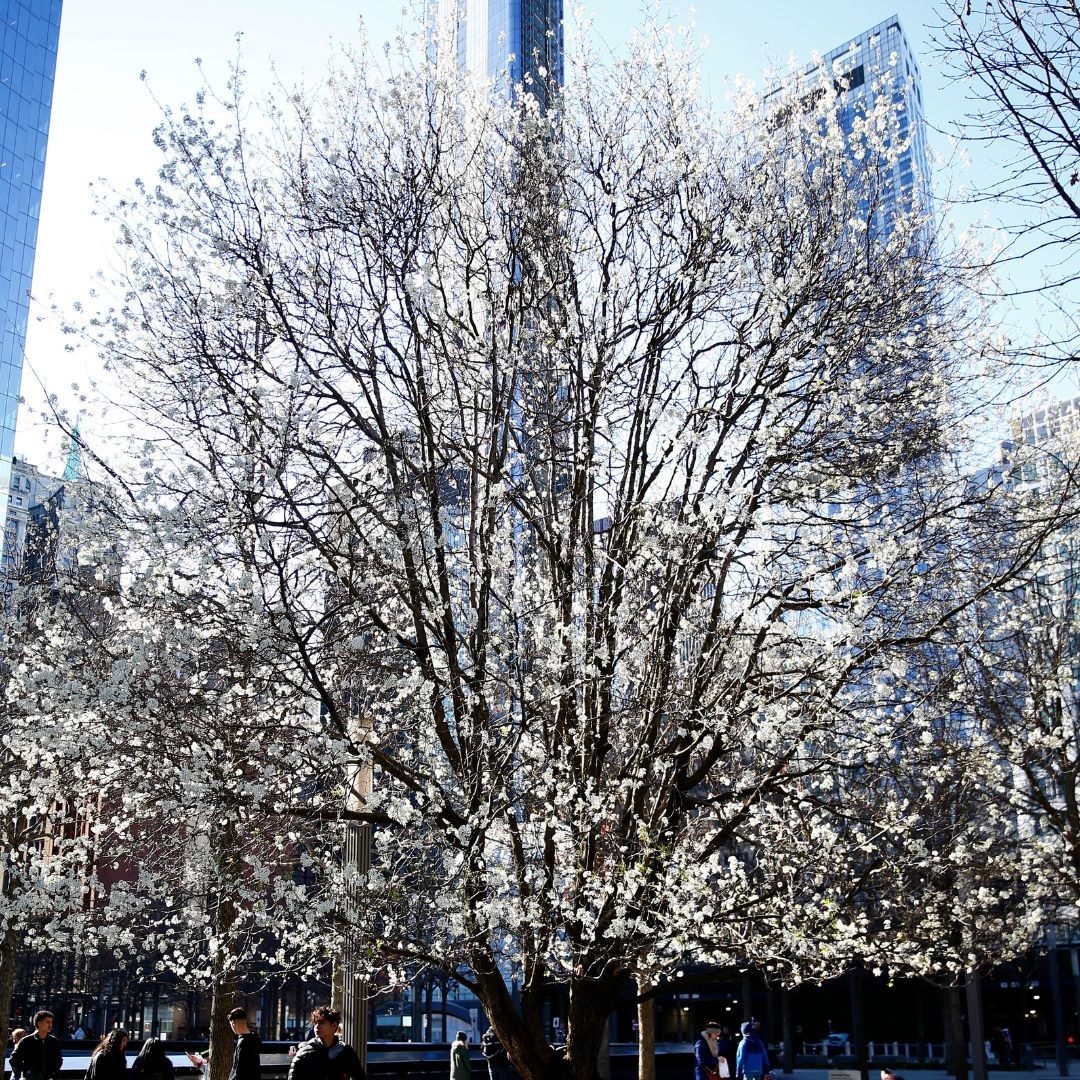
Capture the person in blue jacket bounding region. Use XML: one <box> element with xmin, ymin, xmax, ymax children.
<box><xmin>735</xmin><ymin>1021</ymin><xmax>770</xmax><ymax>1080</ymax></box>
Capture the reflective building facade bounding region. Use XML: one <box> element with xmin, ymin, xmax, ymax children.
<box><xmin>0</xmin><ymin>1</ymin><xmax>62</xmax><ymax>512</ymax></box>
<box><xmin>822</xmin><ymin>16</ymin><xmax>930</xmax><ymax>233</ymax></box>
<box><xmin>433</xmin><ymin>0</ymin><xmax>563</xmax><ymax>108</ymax></box>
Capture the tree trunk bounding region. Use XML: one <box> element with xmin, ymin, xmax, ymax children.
<box><xmin>914</xmin><ymin>993</ymin><xmax>926</xmax><ymax>1059</ymax></box>
<box><xmin>596</xmin><ymin>1017</ymin><xmax>611</xmax><ymax>1080</ymax></box>
<box><xmin>0</xmin><ymin>925</ymin><xmax>18</xmax><ymax>1050</ymax></box>
<box><xmin>480</xmin><ymin>966</ymin><xmax>613</xmax><ymax>1080</ymax></box>
<box><xmin>945</xmin><ymin>986</ymin><xmax>968</xmax><ymax>1080</ymax></box>
<box><xmin>850</xmin><ymin>967</ymin><xmax>866</xmax><ymax>1080</ymax></box>
<box><xmin>206</xmin><ymin>890</ymin><xmax>239</xmax><ymax>1080</ymax></box>
<box><xmin>207</xmin><ymin>965</ymin><xmax>239</xmax><ymax>1080</ymax></box>
<box><xmin>472</xmin><ymin>963</ymin><xmax>552</xmax><ymax>1080</ymax></box>
<box><xmin>781</xmin><ymin>987</ymin><xmax>793</xmax><ymax>1074</ymax></box>
<box><xmin>637</xmin><ymin>974</ymin><xmax>656</xmax><ymax>1080</ymax></box>
<box><xmin>564</xmin><ymin>977</ymin><xmax>618</xmax><ymax>1080</ymax></box>
<box><xmin>741</xmin><ymin>973</ymin><xmax>753</xmax><ymax>1025</ymax></box>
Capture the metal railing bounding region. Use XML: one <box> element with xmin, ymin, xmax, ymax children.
<box><xmin>802</xmin><ymin>1042</ymin><xmax>948</xmax><ymax>1060</ymax></box>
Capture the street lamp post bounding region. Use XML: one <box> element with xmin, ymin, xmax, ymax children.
<box><xmin>334</xmin><ymin>709</ymin><xmax>372</xmax><ymax>1067</ymax></box>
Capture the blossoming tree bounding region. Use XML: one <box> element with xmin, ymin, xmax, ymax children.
<box><xmin>31</xmin><ymin>15</ymin><xmax>1065</xmax><ymax>1080</ymax></box>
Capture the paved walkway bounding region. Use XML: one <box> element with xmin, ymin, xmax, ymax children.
<box><xmin>777</xmin><ymin>1068</ymin><xmax>1075</xmax><ymax>1080</ymax></box>
<box><xmin>9</xmin><ymin>1055</ymin><xmax>1079</xmax><ymax>1080</ymax></box>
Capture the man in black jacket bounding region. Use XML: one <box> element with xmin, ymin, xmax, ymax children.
<box><xmin>227</xmin><ymin>1008</ymin><xmax>261</xmax><ymax>1080</ymax></box>
<box><xmin>10</xmin><ymin>1012</ymin><xmax>62</xmax><ymax>1080</ymax></box>
<box><xmin>288</xmin><ymin>1006</ymin><xmax>365</xmax><ymax>1080</ymax></box>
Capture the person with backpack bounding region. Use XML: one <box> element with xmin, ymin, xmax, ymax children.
<box><xmin>735</xmin><ymin>1022</ymin><xmax>770</xmax><ymax>1080</ymax></box>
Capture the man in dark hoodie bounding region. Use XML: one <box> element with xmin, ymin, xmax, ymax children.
<box><xmin>10</xmin><ymin>1012</ymin><xmax>62</xmax><ymax>1080</ymax></box>
<box><xmin>288</xmin><ymin>1006</ymin><xmax>365</xmax><ymax>1080</ymax></box>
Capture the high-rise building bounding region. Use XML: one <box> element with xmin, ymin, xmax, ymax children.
<box><xmin>820</xmin><ymin>16</ymin><xmax>930</xmax><ymax>232</ymax></box>
<box><xmin>0</xmin><ymin>1</ymin><xmax>63</xmax><ymax>518</ymax></box>
<box><xmin>430</xmin><ymin>0</ymin><xmax>563</xmax><ymax>108</ymax></box>
<box><xmin>1</xmin><ymin>452</ymin><xmax>61</xmax><ymax>574</ymax></box>
<box><xmin>1</xmin><ymin>426</ymin><xmax>84</xmax><ymax>576</ymax></box>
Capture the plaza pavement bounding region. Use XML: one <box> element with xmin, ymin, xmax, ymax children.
<box><xmin>779</xmin><ymin>1068</ymin><xmax>1073</xmax><ymax>1080</ymax></box>
<box><xmin>7</xmin><ymin>1053</ymin><xmax>1077</xmax><ymax>1080</ymax></box>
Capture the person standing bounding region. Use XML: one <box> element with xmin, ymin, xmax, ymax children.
<box><xmin>735</xmin><ymin>1022</ymin><xmax>770</xmax><ymax>1080</ymax></box>
<box><xmin>9</xmin><ymin>1029</ymin><xmax>29</xmax><ymax>1080</ymax></box>
<box><xmin>85</xmin><ymin>1030</ymin><xmax>129</xmax><ymax>1080</ymax></box>
<box><xmin>287</xmin><ymin>1005</ymin><xmax>365</xmax><ymax>1080</ymax></box>
<box><xmin>10</xmin><ymin>1012</ymin><xmax>63</xmax><ymax>1080</ymax></box>
<box><xmin>451</xmin><ymin>1032</ymin><xmax>471</xmax><ymax>1080</ymax></box>
<box><xmin>481</xmin><ymin>1026</ymin><xmax>509</xmax><ymax>1080</ymax></box>
<box><xmin>226</xmin><ymin>1008</ymin><xmax>261</xmax><ymax>1080</ymax></box>
<box><xmin>715</xmin><ymin>1028</ymin><xmax>735</xmax><ymax>1076</ymax></box>
<box><xmin>132</xmin><ymin>1038</ymin><xmax>176</xmax><ymax>1080</ymax></box>
<box><xmin>694</xmin><ymin>1023</ymin><xmax>725</xmax><ymax>1080</ymax></box>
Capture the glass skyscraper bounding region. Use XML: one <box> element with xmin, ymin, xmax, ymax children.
<box><xmin>433</xmin><ymin>0</ymin><xmax>563</xmax><ymax>108</ymax></box>
<box><xmin>0</xmin><ymin>0</ymin><xmax>62</xmax><ymax>518</ymax></box>
<box><xmin>821</xmin><ymin>16</ymin><xmax>930</xmax><ymax>232</ymax></box>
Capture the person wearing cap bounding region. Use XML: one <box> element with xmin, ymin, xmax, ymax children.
<box><xmin>695</xmin><ymin>1023</ymin><xmax>727</xmax><ymax>1080</ymax></box>
<box><xmin>735</xmin><ymin>1021</ymin><xmax>770</xmax><ymax>1080</ymax></box>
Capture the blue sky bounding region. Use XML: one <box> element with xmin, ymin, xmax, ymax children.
<box><xmin>18</xmin><ymin>0</ymin><xmax>1065</xmax><ymax>469</ymax></box>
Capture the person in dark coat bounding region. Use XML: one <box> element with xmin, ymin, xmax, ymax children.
<box><xmin>450</xmin><ymin>1032</ymin><xmax>471</xmax><ymax>1080</ymax></box>
<box><xmin>10</xmin><ymin>1012</ymin><xmax>63</xmax><ymax>1080</ymax></box>
<box><xmin>10</xmin><ymin>1029</ymin><xmax>28</xmax><ymax>1042</ymax></box>
<box><xmin>481</xmin><ymin>1027</ymin><xmax>509</xmax><ymax>1080</ymax></box>
<box><xmin>694</xmin><ymin>1023</ymin><xmax>726</xmax><ymax>1080</ymax></box>
<box><xmin>131</xmin><ymin>1039</ymin><xmax>176</xmax><ymax>1080</ymax></box>
<box><xmin>9</xmin><ymin>1029</ymin><xmax>29</xmax><ymax>1080</ymax></box>
<box><xmin>226</xmin><ymin>1008</ymin><xmax>261</xmax><ymax>1080</ymax></box>
<box><xmin>85</xmin><ymin>1030</ymin><xmax>128</xmax><ymax>1080</ymax></box>
<box><xmin>287</xmin><ymin>1006</ymin><xmax>365</xmax><ymax>1080</ymax></box>
<box><xmin>715</xmin><ymin>1028</ymin><xmax>734</xmax><ymax>1076</ymax></box>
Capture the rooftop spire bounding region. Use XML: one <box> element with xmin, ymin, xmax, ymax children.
<box><xmin>62</xmin><ymin>418</ymin><xmax>84</xmax><ymax>482</ymax></box>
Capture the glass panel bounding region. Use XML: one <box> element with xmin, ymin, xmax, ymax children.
<box><xmin>0</xmin><ymin>0</ymin><xmax>62</xmax><ymax>535</ymax></box>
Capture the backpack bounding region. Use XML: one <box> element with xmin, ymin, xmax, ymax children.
<box><xmin>739</xmin><ymin>1036</ymin><xmax>766</xmax><ymax>1077</ymax></box>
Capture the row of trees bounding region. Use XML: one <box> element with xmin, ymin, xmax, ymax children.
<box><xmin>2</xmin><ymin>7</ymin><xmax>1079</xmax><ymax>1080</ymax></box>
